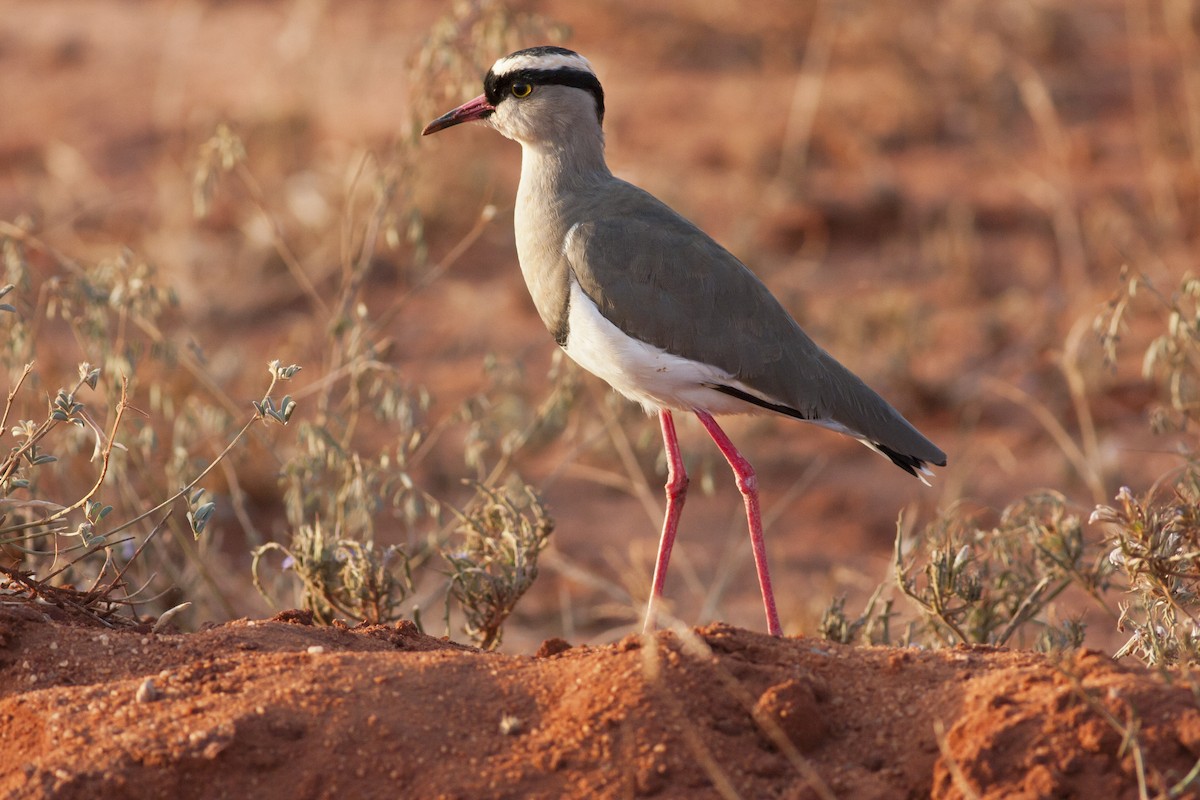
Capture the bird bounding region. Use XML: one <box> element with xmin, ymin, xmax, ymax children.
<box><xmin>422</xmin><ymin>46</ymin><xmax>946</xmax><ymax>636</ymax></box>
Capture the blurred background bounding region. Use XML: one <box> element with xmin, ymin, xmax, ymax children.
<box><xmin>0</xmin><ymin>0</ymin><xmax>1195</xmax><ymax>653</ymax></box>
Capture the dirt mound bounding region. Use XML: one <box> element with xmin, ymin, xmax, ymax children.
<box><xmin>0</xmin><ymin>609</ymin><xmax>1195</xmax><ymax>799</ymax></box>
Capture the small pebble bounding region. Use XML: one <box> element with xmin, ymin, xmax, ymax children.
<box><xmin>135</xmin><ymin>678</ymin><xmax>158</xmax><ymax>704</ymax></box>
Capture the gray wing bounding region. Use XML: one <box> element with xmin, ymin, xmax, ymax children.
<box><xmin>563</xmin><ymin>180</ymin><xmax>946</xmax><ymax>471</ymax></box>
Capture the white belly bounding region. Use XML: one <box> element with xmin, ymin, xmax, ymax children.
<box><xmin>560</xmin><ymin>279</ymin><xmax>755</xmax><ymax>415</ymax></box>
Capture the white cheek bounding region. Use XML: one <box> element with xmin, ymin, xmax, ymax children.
<box><xmin>487</xmin><ymin>103</ymin><xmax>527</xmax><ymax>140</ymax></box>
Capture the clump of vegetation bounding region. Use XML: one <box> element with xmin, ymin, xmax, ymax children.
<box><xmin>824</xmin><ymin>495</ymin><xmax>1106</xmax><ymax>653</ymax></box>
<box><xmin>0</xmin><ymin>235</ymin><xmax>300</xmax><ymax>624</ymax></box>
<box><xmin>1089</xmin><ymin>273</ymin><xmax>1200</xmax><ymax>666</ymax></box>
<box><xmin>818</xmin><ymin>586</ymin><xmax>895</xmax><ymax>647</ymax></box>
<box><xmin>826</xmin><ymin>270</ymin><xmax>1200</xmax><ymax>669</ymax></box>
<box><xmin>240</xmin><ymin>0</ymin><xmax>572</xmax><ymax>648</ymax></box>
<box><xmin>894</xmin><ymin>493</ymin><xmax>1104</xmax><ymax>650</ymax></box>
<box><xmin>0</xmin><ymin>0</ymin><xmax>570</xmax><ymax>649</ymax></box>
<box><xmin>1093</xmin><ymin>477</ymin><xmax>1200</xmax><ymax>665</ymax></box>
<box><xmin>252</xmin><ymin>518</ymin><xmax>414</xmax><ymax>627</ymax></box>
<box><xmin>445</xmin><ymin>482</ymin><xmax>554</xmax><ymax>649</ymax></box>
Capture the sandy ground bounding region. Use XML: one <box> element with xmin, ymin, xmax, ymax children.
<box><xmin>1</xmin><ymin>606</ymin><xmax>1199</xmax><ymax>799</ymax></box>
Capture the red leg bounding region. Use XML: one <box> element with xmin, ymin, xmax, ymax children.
<box><xmin>693</xmin><ymin>410</ymin><xmax>783</xmax><ymax>636</ymax></box>
<box><xmin>644</xmin><ymin>409</ymin><xmax>689</xmax><ymax>633</ymax></box>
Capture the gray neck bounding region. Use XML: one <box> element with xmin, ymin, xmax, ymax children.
<box><xmin>517</xmin><ymin>124</ymin><xmax>610</xmax><ymax>197</ymax></box>
<box><xmin>514</xmin><ymin>121</ymin><xmax>610</xmax><ymax>261</ymax></box>
<box><xmin>513</xmin><ymin>123</ymin><xmax>610</xmax><ymax>340</ymax></box>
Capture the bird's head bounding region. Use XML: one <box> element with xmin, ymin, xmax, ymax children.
<box><xmin>422</xmin><ymin>46</ymin><xmax>605</xmax><ymax>147</ymax></box>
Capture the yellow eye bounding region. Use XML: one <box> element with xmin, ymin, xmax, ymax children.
<box><xmin>511</xmin><ymin>82</ymin><xmax>533</xmax><ymax>98</ymax></box>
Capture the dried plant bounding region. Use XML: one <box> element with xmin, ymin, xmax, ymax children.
<box><xmin>850</xmin><ymin>262</ymin><xmax>1200</xmax><ymax>665</ymax></box>
<box><xmin>445</xmin><ymin>483</ymin><xmax>553</xmax><ymax>649</ymax></box>
<box><xmin>1096</xmin><ymin>271</ymin><xmax>1200</xmax><ymax>433</ymax></box>
<box><xmin>0</xmin><ymin>284</ymin><xmax>298</xmax><ymax>625</ymax></box>
<box><xmin>818</xmin><ymin>585</ymin><xmax>897</xmax><ymax>647</ymax></box>
<box><xmin>243</xmin><ymin>2</ymin><xmax>569</xmax><ymax>647</ymax></box>
<box><xmin>1084</xmin><ymin>271</ymin><xmax>1200</xmax><ymax>665</ymax></box>
<box><xmin>411</xmin><ymin>0</ymin><xmax>570</xmax><ymax>132</ymax></box>
<box><xmin>1093</xmin><ymin>476</ymin><xmax>1200</xmax><ymax>666</ymax></box>
<box><xmin>895</xmin><ymin>493</ymin><xmax>1108</xmax><ymax>649</ymax></box>
<box><xmin>252</xmin><ymin>518</ymin><xmax>413</xmax><ymax>626</ymax></box>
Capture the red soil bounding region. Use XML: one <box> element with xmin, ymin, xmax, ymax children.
<box><xmin>1</xmin><ymin>608</ymin><xmax>1197</xmax><ymax>799</ymax></box>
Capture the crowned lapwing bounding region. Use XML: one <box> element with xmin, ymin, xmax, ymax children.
<box><xmin>423</xmin><ymin>46</ymin><xmax>946</xmax><ymax>636</ymax></box>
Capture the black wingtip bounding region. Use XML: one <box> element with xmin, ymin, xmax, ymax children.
<box><xmin>876</xmin><ymin>443</ymin><xmax>946</xmax><ymax>478</ymax></box>
<box><xmin>708</xmin><ymin>383</ymin><xmax>948</xmax><ymax>479</ymax></box>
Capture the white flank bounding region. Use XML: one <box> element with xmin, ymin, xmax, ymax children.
<box><xmin>492</xmin><ymin>51</ymin><xmax>595</xmax><ymax>78</ymax></box>
<box><xmin>563</xmin><ymin>279</ymin><xmax>736</xmax><ymax>414</ymax></box>
<box><xmin>562</xmin><ymin>278</ymin><xmax>800</xmax><ymax>422</ymax></box>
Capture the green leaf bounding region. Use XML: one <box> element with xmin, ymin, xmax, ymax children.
<box><xmin>278</xmin><ymin>395</ymin><xmax>297</xmax><ymax>422</ymax></box>
<box><xmin>188</xmin><ymin>501</ymin><xmax>216</xmax><ymax>538</ymax></box>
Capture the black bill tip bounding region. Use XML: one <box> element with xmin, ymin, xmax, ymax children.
<box><xmin>422</xmin><ymin>94</ymin><xmax>495</xmax><ymax>136</ymax></box>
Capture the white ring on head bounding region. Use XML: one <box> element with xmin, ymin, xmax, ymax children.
<box><xmin>491</xmin><ymin>51</ymin><xmax>595</xmax><ymax>77</ymax></box>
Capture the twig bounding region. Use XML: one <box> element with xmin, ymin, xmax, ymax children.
<box><xmin>933</xmin><ymin>718</ymin><xmax>981</xmax><ymax>800</ymax></box>
<box><xmin>982</xmin><ymin>376</ymin><xmax>1106</xmax><ymax>505</ymax></box>
<box><xmin>234</xmin><ymin>161</ymin><xmax>331</xmax><ymax>318</ymax></box>
<box><xmin>669</xmin><ymin>627</ymin><xmax>838</xmax><ymax>800</ymax></box>
<box><xmin>639</xmin><ymin>635</ymin><xmax>742</xmax><ymax>800</ymax></box>
<box><xmin>104</xmin><ymin>370</ymin><xmax>285</xmax><ymax>541</ymax></box>
<box><xmin>773</xmin><ymin>0</ymin><xmax>838</xmax><ymax>189</ymax></box>
<box><xmin>0</xmin><ymin>376</ymin><xmax>131</xmax><ymax>536</ymax></box>
<box><xmin>0</xmin><ymin>362</ymin><xmax>33</xmax><ymax>435</ymax></box>
<box><xmin>893</xmin><ymin>520</ymin><xmax>970</xmax><ymax>645</ymax></box>
<box><xmin>995</xmin><ymin>575</ymin><xmax>1054</xmax><ymax>647</ymax></box>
